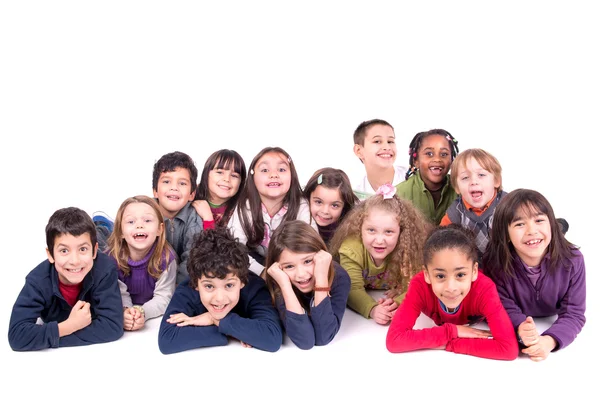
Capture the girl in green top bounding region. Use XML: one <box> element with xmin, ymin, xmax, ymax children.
<box><xmin>329</xmin><ymin>184</ymin><xmax>432</xmax><ymax>325</ymax></box>
<box><xmin>395</xmin><ymin>129</ymin><xmax>460</xmax><ymax>225</ymax></box>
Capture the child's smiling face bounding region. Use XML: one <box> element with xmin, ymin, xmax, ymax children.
<box><xmin>153</xmin><ymin>167</ymin><xmax>195</xmax><ymax>219</ymax></box>
<box><xmin>414</xmin><ymin>134</ymin><xmax>452</xmax><ymax>190</ymax></box>
<box><xmin>354</xmin><ymin>124</ymin><xmax>397</xmax><ymax>169</ymax></box>
<box><xmin>253</xmin><ymin>152</ymin><xmax>292</xmax><ymax>204</ymax></box>
<box><xmin>47</xmin><ymin>233</ymin><xmax>97</xmax><ymax>285</ymax></box>
<box><xmin>309</xmin><ymin>185</ymin><xmax>344</xmax><ymax>227</ymax></box>
<box><xmin>424</xmin><ymin>247</ymin><xmax>478</xmax><ymax>312</ymax></box>
<box><xmin>197</xmin><ymin>272</ymin><xmax>245</xmax><ymax>321</ymax></box>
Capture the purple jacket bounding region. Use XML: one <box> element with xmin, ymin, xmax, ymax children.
<box><xmin>491</xmin><ymin>249</ymin><xmax>586</xmax><ymax>350</ymax></box>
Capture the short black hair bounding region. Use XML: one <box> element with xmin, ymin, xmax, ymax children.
<box><xmin>187</xmin><ymin>227</ymin><xmax>249</xmax><ymax>289</ymax></box>
<box><xmin>46</xmin><ymin>207</ymin><xmax>97</xmax><ymax>258</ymax></box>
<box><xmin>152</xmin><ymin>151</ymin><xmax>198</xmax><ymax>193</ymax></box>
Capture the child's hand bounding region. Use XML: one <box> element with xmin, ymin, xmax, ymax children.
<box><xmin>167</xmin><ymin>312</ymin><xmax>215</xmax><ymax>327</ymax></box>
<box><xmin>518</xmin><ymin>316</ymin><xmax>540</xmax><ymax>346</ymax></box>
<box><xmin>522</xmin><ymin>335</ymin><xmax>556</xmax><ymax>362</ymax></box>
<box><xmin>384</xmin><ymin>287</ymin><xmax>402</xmax><ymax>299</ymax></box>
<box><xmin>123</xmin><ymin>308</ymin><xmax>136</xmax><ymax>331</ymax></box>
<box><xmin>240</xmin><ymin>341</ymin><xmax>253</xmax><ymax>349</ymax></box>
<box><xmin>130</xmin><ymin>308</ymin><xmax>145</xmax><ymax>331</ymax></box>
<box><xmin>456</xmin><ymin>325</ymin><xmax>492</xmax><ymax>339</ymax></box>
<box><xmin>267</xmin><ymin>262</ymin><xmax>291</xmax><ymax>287</ymax></box>
<box><xmin>68</xmin><ymin>300</ymin><xmax>92</xmax><ymax>332</ymax></box>
<box><xmin>192</xmin><ymin>200</ymin><xmax>214</xmax><ymax>222</ymax></box>
<box><xmin>370</xmin><ymin>301</ymin><xmax>394</xmax><ymax>325</ymax></box>
<box><xmin>313</xmin><ymin>250</ymin><xmax>332</xmax><ymax>283</ymax></box>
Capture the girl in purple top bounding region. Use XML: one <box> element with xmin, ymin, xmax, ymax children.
<box><xmin>265</xmin><ymin>220</ymin><xmax>351</xmax><ymax>349</ymax></box>
<box><xmin>108</xmin><ymin>195</ymin><xmax>177</xmax><ymax>331</ymax></box>
<box><xmin>483</xmin><ymin>189</ymin><xmax>586</xmax><ymax>361</ymax></box>
<box><xmin>192</xmin><ymin>149</ymin><xmax>247</xmax><ymax>230</ymax></box>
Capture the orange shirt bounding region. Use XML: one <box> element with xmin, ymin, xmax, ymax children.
<box><xmin>440</xmin><ymin>191</ymin><xmax>498</xmax><ymax>226</ymax></box>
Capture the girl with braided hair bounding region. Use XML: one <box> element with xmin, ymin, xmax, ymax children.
<box><xmin>395</xmin><ymin>129</ymin><xmax>460</xmax><ymax>224</ymax></box>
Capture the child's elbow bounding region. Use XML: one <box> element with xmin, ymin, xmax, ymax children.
<box><xmin>262</xmin><ymin>340</ymin><xmax>282</xmax><ymax>353</ymax></box>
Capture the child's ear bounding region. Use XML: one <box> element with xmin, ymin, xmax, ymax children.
<box><xmin>153</xmin><ymin>188</ymin><xmax>159</xmax><ymax>198</ymax></box>
<box><xmin>494</xmin><ymin>176</ymin><xmax>501</xmax><ymax>189</ymax></box>
<box><xmin>353</xmin><ymin>144</ymin><xmax>365</xmax><ymax>162</ymax></box>
<box><xmin>157</xmin><ymin>222</ymin><xmax>164</xmax><ymax>236</ymax></box>
<box><xmin>423</xmin><ymin>266</ymin><xmax>431</xmax><ymax>284</ymax></box>
<box><xmin>472</xmin><ymin>262</ymin><xmax>479</xmax><ymax>282</ymax></box>
<box><xmin>92</xmin><ymin>242</ymin><xmax>98</xmax><ymax>259</ymax></box>
<box><xmin>240</xmin><ymin>282</ymin><xmax>245</xmax><ymax>289</ymax></box>
<box><xmin>46</xmin><ymin>248</ymin><xmax>55</xmax><ymax>264</ymax></box>
<box><xmin>187</xmin><ymin>191</ymin><xmax>195</xmax><ymax>202</ymax></box>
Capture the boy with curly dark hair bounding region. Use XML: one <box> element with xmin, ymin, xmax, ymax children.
<box><xmin>157</xmin><ymin>227</ymin><xmax>282</xmax><ymax>354</ymax></box>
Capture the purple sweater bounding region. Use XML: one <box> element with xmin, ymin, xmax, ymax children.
<box><xmin>118</xmin><ymin>244</ymin><xmax>173</xmax><ymax>306</ymax></box>
<box><xmin>490</xmin><ymin>249</ymin><xmax>586</xmax><ymax>350</ymax></box>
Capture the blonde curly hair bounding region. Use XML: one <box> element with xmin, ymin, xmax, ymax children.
<box><xmin>329</xmin><ymin>194</ymin><xmax>432</xmax><ymax>293</ymax></box>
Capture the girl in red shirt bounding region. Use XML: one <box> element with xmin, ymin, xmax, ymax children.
<box><xmin>386</xmin><ymin>224</ymin><xmax>518</xmax><ymax>360</ymax></box>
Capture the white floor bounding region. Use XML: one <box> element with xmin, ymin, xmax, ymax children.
<box><xmin>1</xmin><ymin>2</ymin><xmax>598</xmax><ymax>399</ymax></box>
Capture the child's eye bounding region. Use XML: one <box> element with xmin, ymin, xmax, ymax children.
<box><xmin>441</xmin><ymin>152</ymin><xmax>449</xmax><ymax>157</ymax></box>
<box><xmin>425</xmin><ymin>151</ymin><xmax>433</xmax><ymax>157</ymax></box>
<box><xmin>282</xmin><ymin>264</ymin><xmax>294</xmax><ymax>270</ymax></box>
<box><xmin>367</xmin><ymin>228</ymin><xmax>375</xmax><ymax>233</ymax></box>
<box><xmin>215</xmin><ymin>170</ymin><xmax>223</xmax><ymax>175</ymax></box>
<box><xmin>478</xmin><ymin>173</ymin><xmax>486</xmax><ymax>178</ymax></box>
<box><xmin>278</xmin><ymin>167</ymin><xmax>287</xmax><ymax>173</ymax></box>
<box><xmin>461</xmin><ymin>176</ymin><xmax>468</xmax><ymax>181</ymax></box>
<box><xmin>204</xmin><ymin>284</ymin><xmax>213</xmax><ymax>290</ymax></box>
<box><xmin>231</xmin><ymin>173</ymin><xmax>240</xmax><ymax>179</ymax></box>
<box><xmin>536</xmin><ymin>218</ymin><xmax>546</xmax><ymax>223</ymax></box>
<box><xmin>374</xmin><ymin>140</ymin><xmax>381</xmax><ymax>144</ymax></box>
<box><xmin>179</xmin><ymin>182</ymin><xmax>188</xmax><ymax>186</ymax></box>
<box><xmin>457</xmin><ymin>273</ymin><xmax>466</xmax><ymax>278</ymax></box>
<box><xmin>331</xmin><ymin>203</ymin><xmax>341</xmax><ymax>209</ymax></box>
<box><xmin>435</xmin><ymin>274</ymin><xmax>445</xmax><ymax>280</ymax></box>
<box><xmin>304</xmin><ymin>258</ymin><xmax>313</xmax><ymax>265</ymax></box>
<box><xmin>513</xmin><ymin>222</ymin><xmax>524</xmax><ymax>227</ymax></box>
<box><xmin>145</xmin><ymin>219</ymin><xmax>152</xmax><ymax>223</ymax></box>
<box><xmin>225</xmin><ymin>283</ymin><xmax>234</xmax><ymax>289</ymax></box>
<box><xmin>162</xmin><ymin>179</ymin><xmax>170</xmax><ymax>184</ymax></box>
<box><xmin>385</xmin><ymin>230</ymin><xmax>395</xmax><ymax>234</ymax></box>
<box><xmin>388</xmin><ymin>140</ymin><xmax>395</xmax><ymax>144</ymax></box>
<box><xmin>260</xmin><ymin>168</ymin><xmax>268</xmax><ymax>173</ymax></box>
<box><xmin>59</xmin><ymin>249</ymin><xmax>68</xmax><ymax>254</ymax></box>
<box><xmin>313</xmin><ymin>199</ymin><xmax>322</xmax><ymax>205</ymax></box>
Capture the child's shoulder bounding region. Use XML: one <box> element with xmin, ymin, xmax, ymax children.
<box><xmin>25</xmin><ymin>259</ymin><xmax>54</xmax><ymax>285</ymax></box>
<box><xmin>92</xmin><ymin>252</ymin><xmax>119</xmax><ymax>276</ymax></box>
<box><xmin>338</xmin><ymin>236</ymin><xmax>363</xmax><ymax>252</ymax></box>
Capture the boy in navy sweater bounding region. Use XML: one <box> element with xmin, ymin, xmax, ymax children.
<box><xmin>158</xmin><ymin>228</ymin><xmax>282</xmax><ymax>354</ymax></box>
<box><xmin>8</xmin><ymin>207</ymin><xmax>123</xmax><ymax>351</ymax></box>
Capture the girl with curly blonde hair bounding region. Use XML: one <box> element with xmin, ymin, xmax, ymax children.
<box><xmin>329</xmin><ymin>184</ymin><xmax>431</xmax><ymax>325</ymax></box>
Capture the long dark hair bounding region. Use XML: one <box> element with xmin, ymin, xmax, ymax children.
<box><xmin>483</xmin><ymin>189</ymin><xmax>576</xmax><ymax>280</ymax></box>
<box><xmin>238</xmin><ymin>147</ymin><xmax>304</xmax><ymax>248</ymax></box>
<box><xmin>265</xmin><ymin>220</ymin><xmax>335</xmax><ymax>309</ymax></box>
<box><xmin>195</xmin><ymin>149</ymin><xmax>247</xmax><ymax>226</ymax></box>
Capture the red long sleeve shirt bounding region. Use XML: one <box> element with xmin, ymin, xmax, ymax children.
<box><xmin>386</xmin><ymin>271</ymin><xmax>518</xmax><ymax>360</ymax></box>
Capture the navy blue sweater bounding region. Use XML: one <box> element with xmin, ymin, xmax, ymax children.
<box><xmin>8</xmin><ymin>252</ymin><xmax>124</xmax><ymax>351</ymax></box>
<box><xmin>158</xmin><ymin>273</ymin><xmax>283</xmax><ymax>354</ymax></box>
<box><xmin>275</xmin><ymin>263</ymin><xmax>351</xmax><ymax>349</ymax></box>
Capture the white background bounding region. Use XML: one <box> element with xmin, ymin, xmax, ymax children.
<box><xmin>0</xmin><ymin>1</ymin><xmax>597</xmax><ymax>399</ymax></box>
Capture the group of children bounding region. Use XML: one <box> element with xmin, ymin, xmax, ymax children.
<box><xmin>8</xmin><ymin>119</ymin><xmax>586</xmax><ymax>362</ymax></box>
